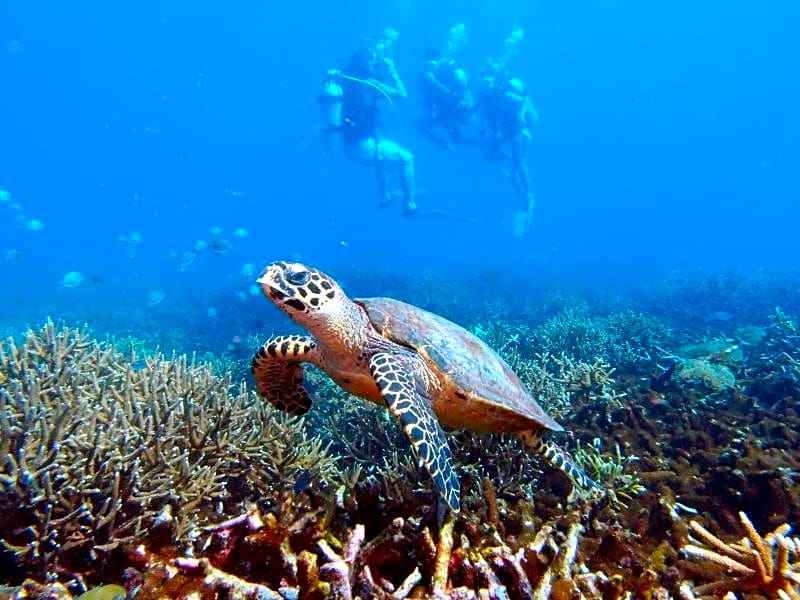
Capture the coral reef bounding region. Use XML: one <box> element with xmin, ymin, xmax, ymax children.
<box><xmin>0</xmin><ymin>321</ymin><xmax>340</xmax><ymax>589</ymax></box>
<box><xmin>674</xmin><ymin>358</ymin><xmax>736</xmax><ymax>392</ymax></box>
<box><xmin>2</xmin><ymin>297</ymin><xmax>799</xmax><ymax>599</ymax></box>
<box><xmin>473</xmin><ymin>306</ymin><xmax>669</xmax><ymax>375</ymax></box>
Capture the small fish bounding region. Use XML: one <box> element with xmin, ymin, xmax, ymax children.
<box><xmin>3</xmin><ymin>248</ymin><xmax>23</xmax><ymax>261</ymax></box>
<box><xmin>117</xmin><ymin>232</ymin><xmax>143</xmax><ymax>245</ymax></box>
<box><xmin>211</xmin><ymin>238</ymin><xmax>231</xmax><ymax>255</ymax></box>
<box><xmin>706</xmin><ymin>310</ymin><xmax>733</xmax><ymax>323</ymax></box>
<box><xmin>648</xmin><ymin>391</ymin><xmax>669</xmax><ymax>407</ymax></box>
<box><xmin>293</xmin><ymin>469</ymin><xmax>313</xmax><ymax>494</ymax></box>
<box><xmin>651</xmin><ymin>362</ymin><xmax>675</xmax><ymax>392</ymax></box>
<box><xmin>7</xmin><ymin>40</ymin><xmax>24</xmax><ymax>55</ymax></box>
<box><xmin>178</xmin><ymin>250</ymin><xmax>196</xmax><ymax>271</ymax></box>
<box><xmin>25</xmin><ymin>218</ymin><xmax>44</xmax><ymax>232</ymax></box>
<box><xmin>146</xmin><ymin>289</ymin><xmax>165</xmax><ymax>306</ymax></box>
<box><xmin>59</xmin><ymin>271</ymin><xmax>85</xmax><ymax>288</ymax></box>
<box><xmin>224</xmin><ymin>187</ymin><xmax>245</xmax><ymax>198</ymax></box>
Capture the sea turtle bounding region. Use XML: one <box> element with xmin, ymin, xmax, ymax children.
<box><xmin>252</xmin><ymin>261</ymin><xmax>600</xmax><ymax>511</ymax></box>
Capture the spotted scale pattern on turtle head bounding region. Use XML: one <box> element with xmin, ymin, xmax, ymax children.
<box><xmin>257</xmin><ymin>261</ymin><xmax>343</xmax><ymax>323</ymax></box>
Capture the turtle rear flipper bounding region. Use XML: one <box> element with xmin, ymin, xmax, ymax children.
<box><xmin>521</xmin><ymin>431</ymin><xmax>604</xmax><ymax>494</ymax></box>
<box><xmin>369</xmin><ymin>352</ymin><xmax>460</xmax><ymax>512</ymax></box>
<box><xmin>252</xmin><ymin>335</ymin><xmax>319</xmax><ymax>416</ymax></box>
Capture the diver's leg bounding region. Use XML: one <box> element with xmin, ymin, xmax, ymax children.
<box><xmin>379</xmin><ymin>140</ymin><xmax>417</xmax><ymax>215</ymax></box>
<box><xmin>401</xmin><ymin>156</ymin><xmax>417</xmax><ymax>215</ymax></box>
<box><xmin>353</xmin><ymin>137</ymin><xmax>389</xmax><ymax>207</ymax></box>
<box><xmin>510</xmin><ymin>135</ymin><xmax>531</xmax><ymax>208</ymax></box>
<box><xmin>510</xmin><ymin>135</ymin><xmax>535</xmax><ymax>236</ymax></box>
<box><xmin>420</xmin><ymin>113</ymin><xmax>456</xmax><ymax>152</ymax></box>
<box><xmin>376</xmin><ymin>163</ymin><xmax>390</xmax><ymax>207</ymax></box>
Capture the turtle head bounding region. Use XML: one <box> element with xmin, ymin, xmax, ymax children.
<box><xmin>257</xmin><ymin>261</ymin><xmax>345</xmax><ymax>324</ymax></box>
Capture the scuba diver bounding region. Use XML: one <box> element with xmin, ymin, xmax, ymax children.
<box><xmin>476</xmin><ymin>28</ymin><xmax>540</xmax><ymax>236</ymax></box>
<box><xmin>417</xmin><ymin>24</ymin><xmax>475</xmax><ymax>152</ymax></box>
<box><xmin>318</xmin><ymin>29</ymin><xmax>418</xmax><ymax>216</ymax></box>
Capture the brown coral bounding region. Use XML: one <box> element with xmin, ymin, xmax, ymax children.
<box><xmin>682</xmin><ymin>511</ymin><xmax>800</xmax><ymax>598</ymax></box>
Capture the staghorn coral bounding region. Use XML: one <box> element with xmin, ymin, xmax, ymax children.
<box><xmin>682</xmin><ymin>511</ymin><xmax>800</xmax><ymax>598</ymax></box>
<box><xmin>743</xmin><ymin>307</ymin><xmax>800</xmax><ymax>402</ymax></box>
<box><xmin>470</xmin><ymin>305</ymin><xmax>668</xmax><ymax>375</ymax></box>
<box><xmin>504</xmin><ymin>349</ymin><xmax>627</xmax><ymax>420</ymax></box>
<box><xmin>0</xmin><ymin>321</ymin><xmax>341</xmax><ymax>589</ymax></box>
<box><xmin>634</xmin><ymin>268</ymin><xmax>800</xmax><ymax>329</ymax></box>
<box><xmin>526</xmin><ymin>308</ymin><xmax>668</xmax><ymax>373</ymax></box>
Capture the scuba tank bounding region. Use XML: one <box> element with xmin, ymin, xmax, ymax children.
<box><xmin>319</xmin><ymin>70</ymin><xmax>344</xmax><ymax>133</ymax></box>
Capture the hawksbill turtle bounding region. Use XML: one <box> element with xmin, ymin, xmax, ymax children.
<box><xmin>251</xmin><ymin>261</ymin><xmax>600</xmax><ymax>511</ymax></box>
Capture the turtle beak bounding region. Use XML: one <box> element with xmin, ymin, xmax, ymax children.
<box><xmin>256</xmin><ymin>263</ymin><xmax>286</xmax><ymax>299</ymax></box>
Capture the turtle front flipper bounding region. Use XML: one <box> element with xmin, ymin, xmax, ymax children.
<box><xmin>521</xmin><ymin>431</ymin><xmax>604</xmax><ymax>494</ymax></box>
<box><xmin>369</xmin><ymin>352</ymin><xmax>460</xmax><ymax>512</ymax></box>
<box><xmin>251</xmin><ymin>335</ymin><xmax>319</xmax><ymax>416</ymax></box>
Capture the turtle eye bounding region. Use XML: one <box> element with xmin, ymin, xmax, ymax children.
<box><xmin>286</xmin><ymin>268</ymin><xmax>310</xmax><ymax>286</ymax></box>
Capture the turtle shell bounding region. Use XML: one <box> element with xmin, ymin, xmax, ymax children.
<box><xmin>356</xmin><ymin>297</ymin><xmax>563</xmax><ymax>433</ymax></box>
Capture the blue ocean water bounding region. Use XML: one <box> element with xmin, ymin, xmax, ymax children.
<box><xmin>1</xmin><ymin>0</ymin><xmax>798</xmax><ymax>346</ymax></box>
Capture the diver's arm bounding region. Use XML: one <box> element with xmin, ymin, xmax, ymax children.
<box><xmin>459</xmin><ymin>89</ymin><xmax>475</xmax><ymax>110</ymax></box>
<box><xmin>423</xmin><ymin>71</ymin><xmax>452</xmax><ymax>97</ymax></box>
<box><xmin>522</xmin><ymin>97</ymin><xmax>540</xmax><ymax>125</ymax></box>
<box><xmin>504</xmin><ymin>91</ymin><xmax>526</xmax><ymax>104</ymax></box>
<box><xmin>505</xmin><ymin>92</ymin><xmax>540</xmax><ymax>126</ymax></box>
<box><xmin>380</xmin><ymin>57</ymin><xmax>407</xmax><ymax>99</ymax></box>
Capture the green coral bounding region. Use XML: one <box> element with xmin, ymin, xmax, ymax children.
<box><xmin>572</xmin><ymin>438</ymin><xmax>646</xmax><ymax>507</ymax></box>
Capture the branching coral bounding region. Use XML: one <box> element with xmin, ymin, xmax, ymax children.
<box><xmin>572</xmin><ymin>438</ymin><xmax>646</xmax><ymax>507</ymax></box>
<box><xmin>0</xmin><ymin>321</ymin><xmax>342</xmax><ymax>589</ymax></box>
<box><xmin>471</xmin><ymin>306</ymin><xmax>668</xmax><ymax>375</ymax></box>
<box><xmin>504</xmin><ymin>349</ymin><xmax>627</xmax><ymax>419</ymax></box>
<box><xmin>682</xmin><ymin>511</ymin><xmax>800</xmax><ymax>598</ymax></box>
<box><xmin>743</xmin><ymin>307</ymin><xmax>800</xmax><ymax>402</ymax></box>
